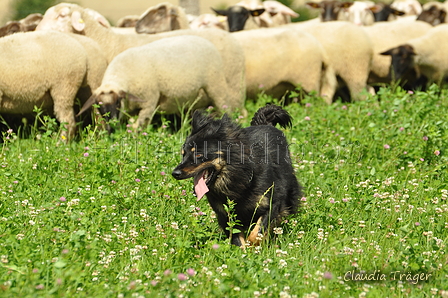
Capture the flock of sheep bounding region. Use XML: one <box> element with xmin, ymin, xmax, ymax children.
<box><xmin>1</xmin><ymin>0</ymin><xmax>448</xmax><ymax>139</ymax></box>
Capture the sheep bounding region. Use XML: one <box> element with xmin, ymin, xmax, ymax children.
<box><xmin>380</xmin><ymin>24</ymin><xmax>448</xmax><ymax>90</ymax></box>
<box><xmin>362</xmin><ymin>20</ymin><xmax>432</xmax><ymax>85</ymax></box>
<box><xmin>0</xmin><ymin>31</ymin><xmax>94</xmax><ymax>139</ymax></box>
<box><xmin>260</xmin><ymin>1</ymin><xmax>300</xmax><ymax>26</ymax></box>
<box><xmin>36</xmin><ymin>3</ymin><xmax>246</xmax><ymax>112</ymax></box>
<box><xmin>339</xmin><ymin>1</ymin><xmax>376</xmax><ymax>26</ymax></box>
<box><xmin>116</xmin><ymin>15</ymin><xmax>140</xmax><ymax>27</ymax></box>
<box><xmin>417</xmin><ymin>2</ymin><xmax>447</xmax><ymax>26</ymax></box>
<box><xmin>306</xmin><ymin>1</ymin><xmax>354</xmax><ymax>22</ymax></box>
<box><xmin>211</xmin><ymin>5</ymin><xmax>266</xmax><ymax>32</ymax></box>
<box><xmin>135</xmin><ymin>2</ymin><xmax>190</xmax><ymax>34</ymax></box>
<box><xmin>307</xmin><ymin>0</ymin><xmax>376</xmax><ymax>25</ymax></box>
<box><xmin>78</xmin><ymin>35</ymin><xmax>245</xmax><ymax>130</ymax></box>
<box><xmin>287</xmin><ymin>21</ymin><xmax>373</xmax><ymax>102</ymax></box>
<box><xmin>231</xmin><ymin>27</ymin><xmax>337</xmax><ymax>103</ymax></box>
<box><xmin>212</xmin><ymin>0</ymin><xmax>298</xmax><ymax>32</ymax></box>
<box><xmin>0</xmin><ymin>13</ymin><xmax>43</xmax><ymax>37</ymax></box>
<box><xmin>189</xmin><ymin>14</ymin><xmax>228</xmax><ymax>30</ymax></box>
<box><xmin>390</xmin><ymin>0</ymin><xmax>422</xmax><ymax>16</ymax></box>
<box><xmin>369</xmin><ymin>3</ymin><xmax>405</xmax><ymax>22</ymax></box>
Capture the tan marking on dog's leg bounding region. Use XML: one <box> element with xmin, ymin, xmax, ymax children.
<box><xmin>238</xmin><ymin>232</ymin><xmax>247</xmax><ymax>250</ymax></box>
<box><xmin>247</xmin><ymin>217</ymin><xmax>263</xmax><ymax>246</ymax></box>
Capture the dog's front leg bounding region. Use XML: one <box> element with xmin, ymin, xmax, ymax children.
<box><xmin>247</xmin><ymin>216</ymin><xmax>264</xmax><ymax>246</ymax></box>
<box><xmin>231</xmin><ymin>232</ymin><xmax>247</xmax><ymax>247</ymax></box>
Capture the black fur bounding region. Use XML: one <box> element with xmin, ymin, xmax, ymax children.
<box><xmin>172</xmin><ymin>105</ymin><xmax>303</xmax><ymax>247</ymax></box>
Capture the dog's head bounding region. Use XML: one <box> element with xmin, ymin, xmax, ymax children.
<box><xmin>172</xmin><ymin>111</ymin><xmax>241</xmax><ymax>199</ymax></box>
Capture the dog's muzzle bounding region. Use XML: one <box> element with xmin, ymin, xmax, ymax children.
<box><xmin>171</xmin><ymin>169</ymin><xmax>184</xmax><ymax>180</ymax></box>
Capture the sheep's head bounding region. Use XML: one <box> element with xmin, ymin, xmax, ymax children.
<box><xmin>78</xmin><ymin>90</ymin><xmax>124</xmax><ymax>119</ymax></box>
<box><xmin>36</xmin><ymin>3</ymin><xmax>110</xmax><ymax>33</ymax></box>
<box><xmin>417</xmin><ymin>5</ymin><xmax>447</xmax><ymax>26</ymax></box>
<box><xmin>212</xmin><ymin>6</ymin><xmax>265</xmax><ymax>32</ymax></box>
<box><xmin>306</xmin><ymin>1</ymin><xmax>353</xmax><ymax>22</ymax></box>
<box><xmin>380</xmin><ymin>44</ymin><xmax>417</xmax><ymax>81</ymax></box>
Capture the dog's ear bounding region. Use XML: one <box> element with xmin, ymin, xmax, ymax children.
<box><xmin>191</xmin><ymin>110</ymin><xmax>212</xmax><ymax>135</ymax></box>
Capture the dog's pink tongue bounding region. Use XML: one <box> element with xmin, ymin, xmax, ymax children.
<box><xmin>194</xmin><ymin>174</ymin><xmax>209</xmax><ymax>201</ymax></box>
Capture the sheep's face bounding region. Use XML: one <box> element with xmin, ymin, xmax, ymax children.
<box><xmin>37</xmin><ymin>3</ymin><xmax>110</xmax><ymax>33</ymax></box>
<box><xmin>36</xmin><ymin>6</ymin><xmax>76</xmax><ymax>32</ymax></box>
<box><xmin>417</xmin><ymin>6</ymin><xmax>447</xmax><ymax>26</ymax></box>
<box><xmin>381</xmin><ymin>45</ymin><xmax>416</xmax><ymax>81</ymax></box>
<box><xmin>306</xmin><ymin>1</ymin><xmax>353</xmax><ymax>22</ymax></box>
<box><xmin>212</xmin><ymin>6</ymin><xmax>265</xmax><ymax>32</ymax></box>
<box><xmin>96</xmin><ymin>91</ymin><xmax>123</xmax><ymax>121</ymax></box>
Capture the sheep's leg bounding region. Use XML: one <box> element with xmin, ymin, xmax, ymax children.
<box><xmin>320</xmin><ymin>64</ymin><xmax>337</xmax><ymax>104</ymax></box>
<box><xmin>132</xmin><ymin>97</ymin><xmax>158</xmax><ymax>130</ymax></box>
<box><xmin>52</xmin><ymin>97</ymin><xmax>77</xmax><ymax>140</ymax></box>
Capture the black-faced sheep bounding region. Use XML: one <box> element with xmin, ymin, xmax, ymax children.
<box><xmin>36</xmin><ymin>3</ymin><xmax>246</xmax><ymax>114</ymax></box>
<box><xmin>417</xmin><ymin>2</ymin><xmax>447</xmax><ymax>26</ymax></box>
<box><xmin>78</xmin><ymin>35</ymin><xmax>246</xmax><ymax>131</ymax></box>
<box><xmin>306</xmin><ymin>1</ymin><xmax>354</xmax><ymax>22</ymax></box>
<box><xmin>369</xmin><ymin>3</ymin><xmax>406</xmax><ymax>22</ymax></box>
<box><xmin>362</xmin><ymin>20</ymin><xmax>432</xmax><ymax>85</ymax></box>
<box><xmin>0</xmin><ymin>31</ymin><xmax>100</xmax><ymax>139</ymax></box>
<box><xmin>212</xmin><ymin>0</ymin><xmax>298</xmax><ymax>32</ymax></box>
<box><xmin>380</xmin><ymin>24</ymin><xmax>448</xmax><ymax>90</ymax></box>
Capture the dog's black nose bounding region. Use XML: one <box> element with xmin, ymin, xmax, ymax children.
<box><xmin>172</xmin><ymin>169</ymin><xmax>182</xmax><ymax>179</ymax></box>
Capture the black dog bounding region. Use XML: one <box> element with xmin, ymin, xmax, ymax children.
<box><xmin>172</xmin><ymin>105</ymin><xmax>302</xmax><ymax>247</ymax></box>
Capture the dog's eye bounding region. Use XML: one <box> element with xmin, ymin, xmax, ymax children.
<box><xmin>195</xmin><ymin>153</ymin><xmax>203</xmax><ymax>158</ymax></box>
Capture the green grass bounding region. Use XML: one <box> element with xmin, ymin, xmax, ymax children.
<box><xmin>1</xmin><ymin>86</ymin><xmax>447</xmax><ymax>297</ymax></box>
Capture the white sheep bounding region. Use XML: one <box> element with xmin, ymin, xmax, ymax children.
<box><xmin>36</xmin><ymin>3</ymin><xmax>246</xmax><ymax>113</ymax></box>
<box><xmin>189</xmin><ymin>14</ymin><xmax>228</xmax><ymax>30</ymax></box>
<box><xmin>390</xmin><ymin>0</ymin><xmax>422</xmax><ymax>16</ymax></box>
<box><xmin>381</xmin><ymin>24</ymin><xmax>448</xmax><ymax>88</ymax></box>
<box><xmin>0</xmin><ymin>31</ymin><xmax>95</xmax><ymax>139</ymax></box>
<box><xmin>135</xmin><ymin>2</ymin><xmax>190</xmax><ymax>34</ymax></box>
<box><xmin>339</xmin><ymin>1</ymin><xmax>376</xmax><ymax>26</ymax></box>
<box><xmin>287</xmin><ymin>21</ymin><xmax>373</xmax><ymax>102</ymax></box>
<box><xmin>362</xmin><ymin>20</ymin><xmax>432</xmax><ymax>84</ymax></box>
<box><xmin>78</xmin><ymin>35</ymin><xmax>244</xmax><ymax>129</ymax></box>
<box><xmin>231</xmin><ymin>27</ymin><xmax>337</xmax><ymax>103</ymax></box>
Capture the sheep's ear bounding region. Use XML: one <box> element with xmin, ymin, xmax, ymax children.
<box><xmin>85</xmin><ymin>8</ymin><xmax>110</xmax><ymax>28</ymax></box>
<box><xmin>306</xmin><ymin>2</ymin><xmax>322</xmax><ymax>9</ymax></box>
<box><xmin>340</xmin><ymin>2</ymin><xmax>354</xmax><ymax>8</ymax></box>
<box><xmin>369</xmin><ymin>4</ymin><xmax>382</xmax><ymax>13</ymax></box>
<box><xmin>380</xmin><ymin>48</ymin><xmax>395</xmax><ymax>56</ymax></box>
<box><xmin>170</xmin><ymin>7</ymin><xmax>179</xmax><ymax>17</ymax></box>
<box><xmin>391</xmin><ymin>8</ymin><xmax>406</xmax><ymax>16</ymax></box>
<box><xmin>211</xmin><ymin>7</ymin><xmax>228</xmax><ymax>16</ymax></box>
<box><xmin>250</xmin><ymin>9</ymin><xmax>265</xmax><ymax>16</ymax></box>
<box><xmin>71</xmin><ymin>11</ymin><xmax>85</xmax><ymax>32</ymax></box>
<box><xmin>77</xmin><ymin>94</ymin><xmax>97</xmax><ymax>116</ymax></box>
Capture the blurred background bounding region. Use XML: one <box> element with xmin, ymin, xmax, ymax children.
<box><xmin>0</xmin><ymin>0</ymin><xmax>310</xmax><ymax>25</ymax></box>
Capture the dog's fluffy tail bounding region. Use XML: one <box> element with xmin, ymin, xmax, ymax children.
<box><xmin>250</xmin><ymin>104</ymin><xmax>292</xmax><ymax>129</ymax></box>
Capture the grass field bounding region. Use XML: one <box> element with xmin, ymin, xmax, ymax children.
<box><xmin>0</xmin><ymin>86</ymin><xmax>447</xmax><ymax>297</ymax></box>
